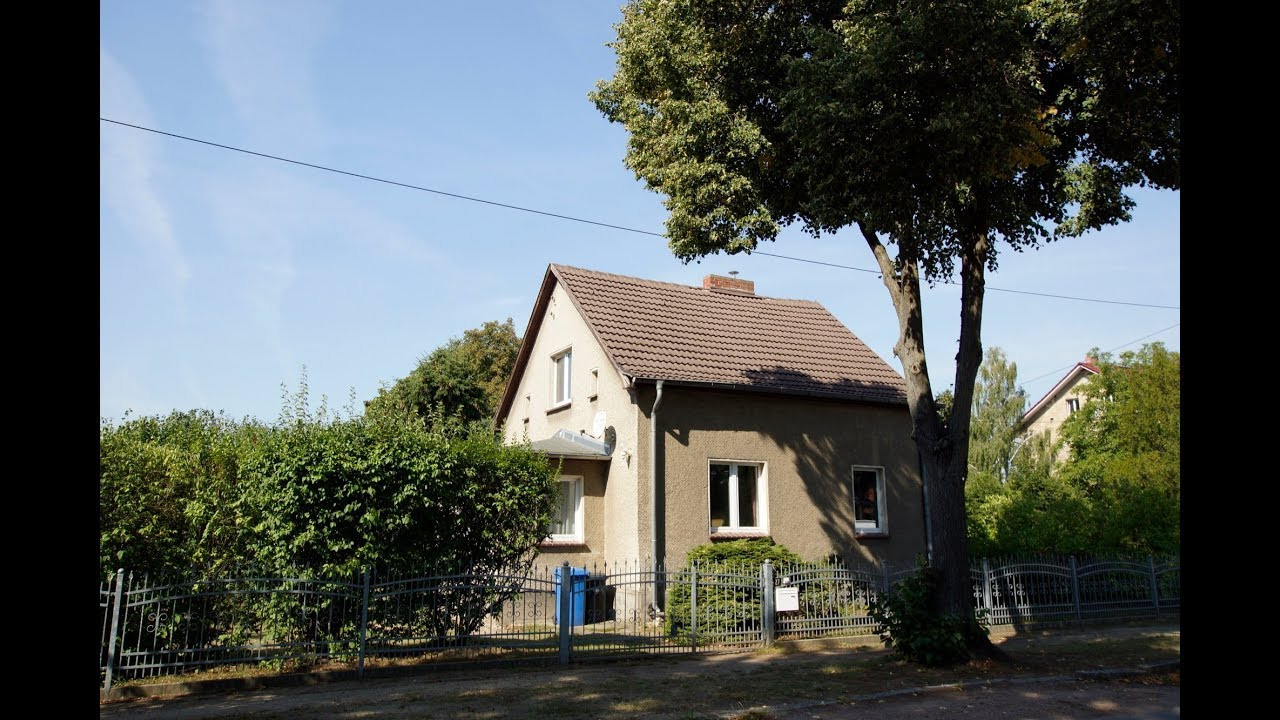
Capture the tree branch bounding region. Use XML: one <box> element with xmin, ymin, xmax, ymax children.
<box><xmin>858</xmin><ymin>223</ymin><xmax>942</xmax><ymax>453</ymax></box>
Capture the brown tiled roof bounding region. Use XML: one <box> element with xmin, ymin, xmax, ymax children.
<box><xmin>551</xmin><ymin>264</ymin><xmax>907</xmax><ymax>405</ymax></box>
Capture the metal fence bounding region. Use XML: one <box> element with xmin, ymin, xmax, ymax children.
<box><xmin>973</xmin><ymin>554</ymin><xmax>1181</xmax><ymax>626</ymax></box>
<box><xmin>99</xmin><ymin>554</ymin><xmax>1178</xmax><ymax>691</ymax></box>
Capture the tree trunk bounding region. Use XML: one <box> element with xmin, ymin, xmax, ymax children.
<box><xmin>859</xmin><ymin>225</ymin><xmax>990</xmax><ymax>622</ymax></box>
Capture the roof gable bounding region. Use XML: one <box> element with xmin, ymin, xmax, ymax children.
<box><xmin>1021</xmin><ymin>362</ymin><xmax>1100</xmax><ymax>428</ymax></box>
<box><xmin>495</xmin><ymin>264</ymin><xmax>906</xmax><ymax>421</ymax></box>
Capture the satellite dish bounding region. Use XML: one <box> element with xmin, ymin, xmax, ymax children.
<box><xmin>591</xmin><ymin>410</ymin><xmax>607</xmax><ymax>438</ymax></box>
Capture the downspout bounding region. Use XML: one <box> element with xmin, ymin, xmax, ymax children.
<box><xmin>649</xmin><ymin>380</ymin><xmax>665</xmax><ymax>613</ymax></box>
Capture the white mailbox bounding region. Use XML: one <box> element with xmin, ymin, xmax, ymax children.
<box><xmin>775</xmin><ymin>586</ymin><xmax>799</xmax><ymax>612</ymax></box>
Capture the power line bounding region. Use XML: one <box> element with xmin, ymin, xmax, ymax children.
<box><xmin>1019</xmin><ymin>322</ymin><xmax>1181</xmax><ymax>387</ymax></box>
<box><xmin>750</xmin><ymin>251</ymin><xmax>1179</xmax><ymax>309</ymax></box>
<box><xmin>99</xmin><ymin>117</ymin><xmax>655</xmax><ymax>238</ymax></box>
<box><xmin>100</xmin><ymin>116</ymin><xmax>1179</xmax><ymax>311</ymax></box>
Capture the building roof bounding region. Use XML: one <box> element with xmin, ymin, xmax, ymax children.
<box><xmin>1020</xmin><ymin>359</ymin><xmax>1100</xmax><ymax>430</ymax></box>
<box><xmin>496</xmin><ymin>264</ymin><xmax>907</xmax><ymax>422</ymax></box>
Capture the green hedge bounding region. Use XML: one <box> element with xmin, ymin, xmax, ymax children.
<box><xmin>664</xmin><ymin>539</ymin><xmax>801</xmax><ymax>643</ymax></box>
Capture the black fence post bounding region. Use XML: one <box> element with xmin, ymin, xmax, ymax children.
<box><xmin>358</xmin><ymin>568</ymin><xmax>370</xmax><ymax>679</ymax></box>
<box><xmin>1148</xmin><ymin>556</ymin><xmax>1160</xmax><ymax>617</ymax></box>
<box><xmin>1070</xmin><ymin>556</ymin><xmax>1082</xmax><ymax>624</ymax></box>
<box><xmin>690</xmin><ymin>562</ymin><xmax>698</xmax><ymax>653</ymax></box>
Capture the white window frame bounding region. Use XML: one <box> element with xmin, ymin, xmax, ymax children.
<box><xmin>708</xmin><ymin>460</ymin><xmax>768</xmax><ymax>533</ymax></box>
<box><xmin>549</xmin><ymin>475</ymin><xmax>584</xmax><ymax>542</ymax></box>
<box><xmin>551</xmin><ymin>347</ymin><xmax>572</xmax><ymax>408</ymax></box>
<box><xmin>851</xmin><ymin>465</ymin><xmax>887</xmax><ymax>535</ymax></box>
<box><xmin>1066</xmin><ymin>397</ymin><xmax>1080</xmax><ymax>413</ymax></box>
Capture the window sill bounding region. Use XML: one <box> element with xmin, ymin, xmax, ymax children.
<box><xmin>709</xmin><ymin>531</ymin><xmax>770</xmax><ymax>540</ymax></box>
<box><xmin>539</xmin><ymin>539</ymin><xmax>587</xmax><ymax>549</ymax></box>
<box><xmin>588</xmin><ymin>394</ymin><xmax>598</xmax><ymax>401</ymax></box>
<box><xmin>546</xmin><ymin>403</ymin><xmax>571</xmax><ymax>416</ymax></box>
<box><xmin>855</xmin><ymin>531</ymin><xmax>889</xmax><ymax>539</ymax></box>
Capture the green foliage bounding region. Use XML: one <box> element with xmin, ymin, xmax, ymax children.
<box><xmin>934</xmin><ymin>389</ymin><xmax>955</xmax><ymax>427</ymax></box>
<box><xmin>593</xmin><ymin>0</ymin><xmax>1178</xmax><ymax>279</ymax></box>
<box><xmin>665</xmin><ymin>539</ymin><xmax>802</xmax><ymax>643</ymax></box>
<box><xmin>684</xmin><ymin>538</ymin><xmax>805</xmax><ymax>568</ymax></box>
<box><xmin>238</xmin><ymin>406</ymin><xmax>558</xmax><ymax>580</ymax></box>
<box><xmin>103</xmin><ymin>373</ymin><xmax>560</xmax><ymax>647</ymax></box>
<box><xmin>968</xmin><ymin>348</ymin><xmax>1031</xmax><ymax>481</ymax></box>
<box><xmin>1059</xmin><ymin>343</ymin><xmax>1180</xmax><ymax>463</ymax></box>
<box><xmin>868</xmin><ymin>557</ymin><xmax>989</xmax><ymax>666</ymax></box>
<box><xmin>1055</xmin><ymin>343</ymin><xmax>1180</xmax><ymax>555</ymax></box>
<box><xmin>963</xmin><ymin>348</ymin><xmax>1059</xmax><ymax>556</ymax></box>
<box><xmin>100</xmin><ymin>410</ymin><xmax>264</xmax><ymax>575</ymax></box>
<box><xmin>964</xmin><ymin>343</ymin><xmax>1179</xmax><ymax>557</ymax></box>
<box><xmin>366</xmin><ymin>318</ymin><xmax>521</xmax><ymax>425</ymax></box>
<box><xmin>594</xmin><ymin>0</ymin><xmax>1178</xmax><ymax>621</ymax></box>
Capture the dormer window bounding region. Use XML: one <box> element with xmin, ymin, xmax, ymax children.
<box><xmin>552</xmin><ymin>348</ymin><xmax>572</xmax><ymax>407</ymax></box>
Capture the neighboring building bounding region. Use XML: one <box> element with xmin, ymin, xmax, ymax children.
<box><xmin>1019</xmin><ymin>357</ymin><xmax>1100</xmax><ymax>462</ymax></box>
<box><xmin>496</xmin><ymin>264</ymin><xmax>927</xmax><ymax>574</ymax></box>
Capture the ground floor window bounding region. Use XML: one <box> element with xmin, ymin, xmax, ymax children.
<box><xmin>709</xmin><ymin>461</ymin><xmax>766</xmax><ymax>532</ymax></box>
<box><xmin>852</xmin><ymin>466</ymin><xmax>886</xmax><ymax>534</ymax></box>
<box><xmin>549</xmin><ymin>475</ymin><xmax>583</xmax><ymax>542</ymax></box>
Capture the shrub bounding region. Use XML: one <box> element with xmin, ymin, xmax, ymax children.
<box><xmin>665</xmin><ymin>539</ymin><xmax>801</xmax><ymax>643</ymax></box>
<box><xmin>867</xmin><ymin>556</ymin><xmax>989</xmax><ymax>666</ymax></box>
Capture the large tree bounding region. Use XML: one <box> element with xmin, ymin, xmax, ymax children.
<box><xmin>968</xmin><ymin>347</ymin><xmax>1030</xmax><ymax>485</ymax></box>
<box><xmin>592</xmin><ymin>0</ymin><xmax>1179</xmax><ymax>627</ymax></box>
<box><xmin>367</xmin><ymin>318</ymin><xmax>522</xmax><ymax>425</ymax></box>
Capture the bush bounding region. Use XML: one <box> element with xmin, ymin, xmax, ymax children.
<box><xmin>99</xmin><ymin>410</ymin><xmax>263</xmax><ymax>576</ymax></box>
<box><xmin>868</xmin><ymin>556</ymin><xmax>989</xmax><ymax>666</ymax></box>
<box><xmin>237</xmin><ymin>409</ymin><xmax>558</xmax><ymax>640</ymax></box>
<box><xmin>665</xmin><ymin>539</ymin><xmax>801</xmax><ymax>643</ymax></box>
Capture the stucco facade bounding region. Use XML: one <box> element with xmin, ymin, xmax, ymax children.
<box><xmin>634</xmin><ymin>385</ymin><xmax>926</xmax><ymax>569</ymax></box>
<box><xmin>501</xmin><ymin>282</ymin><xmax>641</xmax><ymax>568</ymax></box>
<box><xmin>500</xmin><ymin>268</ymin><xmax>928</xmax><ymax>573</ymax></box>
<box><xmin>1021</xmin><ymin>363</ymin><xmax>1097</xmax><ymax>462</ymax></box>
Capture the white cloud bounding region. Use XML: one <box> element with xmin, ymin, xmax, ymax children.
<box><xmin>100</xmin><ymin>49</ymin><xmax>191</xmax><ymax>307</ymax></box>
<box><xmin>199</xmin><ymin>0</ymin><xmax>335</xmax><ymax>150</ymax></box>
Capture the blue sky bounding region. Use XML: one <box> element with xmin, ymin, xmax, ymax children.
<box><xmin>100</xmin><ymin>1</ymin><xmax>1180</xmax><ymax>424</ymax></box>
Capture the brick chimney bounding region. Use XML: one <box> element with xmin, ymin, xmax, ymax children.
<box><xmin>703</xmin><ymin>274</ymin><xmax>755</xmax><ymax>295</ymax></box>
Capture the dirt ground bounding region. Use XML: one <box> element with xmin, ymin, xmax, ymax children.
<box><xmin>99</xmin><ymin>625</ymin><xmax>1180</xmax><ymax>720</ymax></box>
<box><xmin>775</xmin><ymin>679</ymin><xmax>1179</xmax><ymax>719</ymax></box>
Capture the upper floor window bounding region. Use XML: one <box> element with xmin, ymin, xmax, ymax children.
<box><xmin>1066</xmin><ymin>397</ymin><xmax>1080</xmax><ymax>414</ymax></box>
<box><xmin>552</xmin><ymin>348</ymin><xmax>572</xmax><ymax>407</ymax></box>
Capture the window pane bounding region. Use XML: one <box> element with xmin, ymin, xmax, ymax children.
<box><xmin>560</xmin><ymin>481</ymin><xmax>576</xmax><ymax>535</ymax></box>
<box><xmin>854</xmin><ymin>470</ymin><xmax>879</xmax><ymax>527</ymax></box>
<box><xmin>710</xmin><ymin>464</ymin><xmax>730</xmax><ymax>528</ymax></box>
<box><xmin>554</xmin><ymin>353</ymin><xmax>572</xmax><ymax>403</ymax></box>
<box><xmin>550</xmin><ymin>480</ymin><xmax>577</xmax><ymax>536</ymax></box>
<box><xmin>563</xmin><ymin>352</ymin><xmax>571</xmax><ymax>400</ymax></box>
<box><xmin>737</xmin><ymin>465</ymin><xmax>758</xmax><ymax>527</ymax></box>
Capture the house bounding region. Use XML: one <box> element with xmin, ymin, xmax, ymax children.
<box><xmin>1019</xmin><ymin>356</ymin><xmax>1100</xmax><ymax>462</ymax></box>
<box><xmin>495</xmin><ymin>264</ymin><xmax>927</xmax><ymax>573</ymax></box>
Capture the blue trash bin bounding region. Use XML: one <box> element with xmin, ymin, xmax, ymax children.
<box><xmin>554</xmin><ymin>566</ymin><xmax>590</xmax><ymax>626</ymax></box>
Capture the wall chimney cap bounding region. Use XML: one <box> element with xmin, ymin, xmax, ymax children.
<box><xmin>702</xmin><ymin>274</ymin><xmax>755</xmax><ymax>295</ymax></box>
